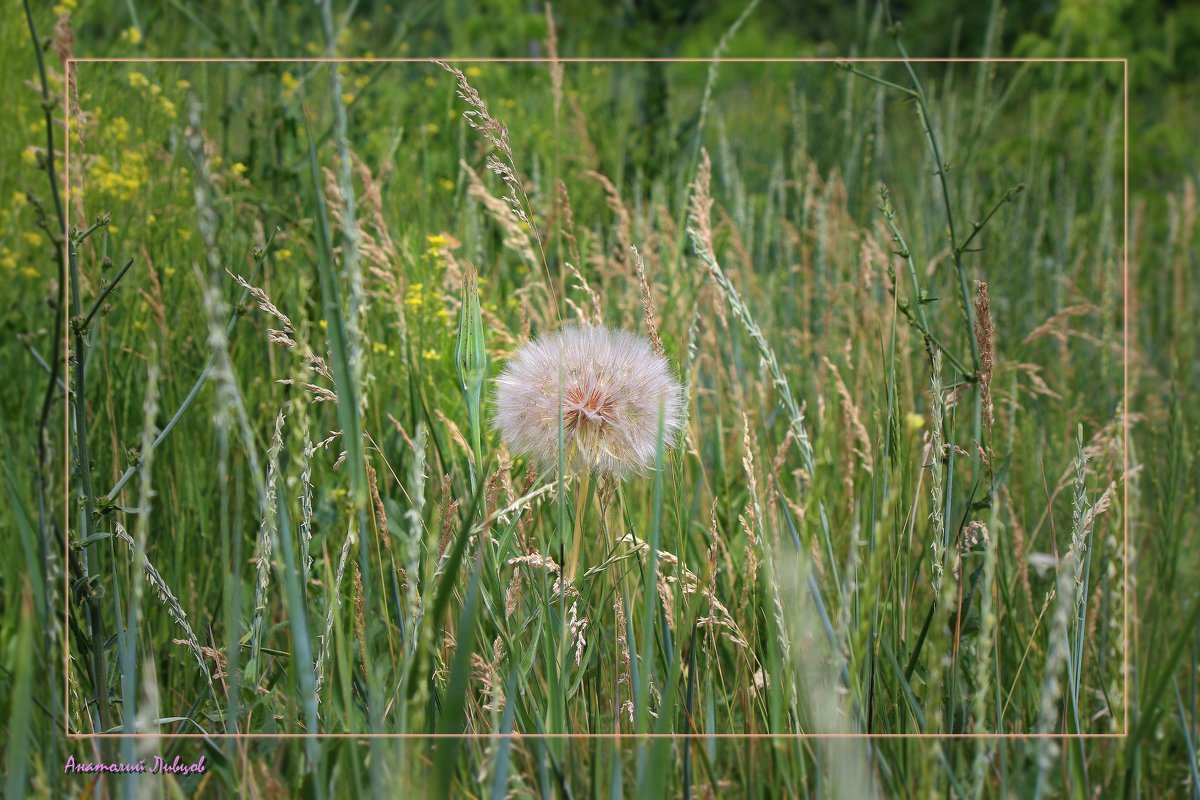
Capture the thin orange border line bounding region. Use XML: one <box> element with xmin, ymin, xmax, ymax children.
<box><xmin>66</xmin><ymin>57</ymin><xmax>1127</xmax><ymax>63</ymax></box>
<box><xmin>63</xmin><ymin>56</ymin><xmax>1130</xmax><ymax>741</ymax></box>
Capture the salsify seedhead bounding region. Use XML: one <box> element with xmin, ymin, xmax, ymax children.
<box><xmin>494</xmin><ymin>325</ymin><xmax>684</xmax><ymax>477</ymax></box>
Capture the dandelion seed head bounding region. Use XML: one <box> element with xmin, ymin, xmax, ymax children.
<box><xmin>494</xmin><ymin>324</ymin><xmax>683</xmax><ymax>477</ymax></box>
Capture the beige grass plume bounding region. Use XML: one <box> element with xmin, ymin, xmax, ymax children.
<box><xmin>494</xmin><ymin>325</ymin><xmax>683</xmax><ymax>477</ymax></box>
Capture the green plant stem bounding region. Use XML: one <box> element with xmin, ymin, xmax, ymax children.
<box><xmin>102</xmin><ymin>248</ymin><xmax>270</xmax><ymax>506</ymax></box>
<box><xmin>23</xmin><ymin>4</ymin><xmax>70</xmax><ymax>742</ymax></box>
<box><xmin>891</xmin><ymin>36</ymin><xmax>981</xmax><ymax>376</ymax></box>
<box><xmin>957</xmin><ymin>185</ymin><xmax>1024</xmax><ymax>256</ymax></box>
<box><xmin>81</xmin><ymin>257</ymin><xmax>135</xmax><ymax>331</ymax></box>
<box><xmin>68</xmin><ymin>223</ymin><xmax>108</xmax><ymax>734</ymax></box>
<box><xmin>880</xmin><ymin>188</ymin><xmax>976</xmax><ymax>379</ymax></box>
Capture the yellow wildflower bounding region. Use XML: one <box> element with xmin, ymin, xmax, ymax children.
<box><xmin>128</xmin><ymin>71</ymin><xmax>149</xmax><ymax>88</ymax></box>
<box><xmin>123</xmin><ymin>26</ymin><xmax>142</xmax><ymax>45</ymax></box>
<box><xmin>905</xmin><ymin>412</ymin><xmax>926</xmax><ymax>431</ymax></box>
<box><xmin>23</xmin><ymin>232</ymin><xmax>41</xmax><ymax>246</ymax></box>
<box><xmin>372</xmin><ymin>341</ymin><xmax>387</xmax><ymax>354</ymax></box>
<box><xmin>422</xmin><ymin>349</ymin><xmax>439</xmax><ymax>361</ymax></box>
<box><xmin>110</xmin><ymin>116</ymin><xmax>130</xmax><ymax>143</ymax></box>
<box><xmin>232</xmin><ymin>162</ymin><xmax>248</xmax><ymax>175</ymax></box>
<box><xmin>465</xmin><ymin>66</ymin><xmax>482</xmax><ymax>77</ymax></box>
<box><xmin>404</xmin><ymin>283</ymin><xmax>424</xmax><ymax>309</ymax></box>
<box><xmin>438</xmin><ymin>178</ymin><xmax>455</xmax><ymax>192</ymax></box>
<box><xmin>281</xmin><ymin>71</ymin><xmax>300</xmax><ymax>97</ymax></box>
<box><xmin>22</xmin><ymin>266</ymin><xmax>40</xmax><ymax>279</ymax></box>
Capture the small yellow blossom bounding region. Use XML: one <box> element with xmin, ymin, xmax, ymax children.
<box><xmin>277</xmin><ymin>249</ymin><xmax>293</xmax><ymax>260</ymax></box>
<box><xmin>281</xmin><ymin>71</ymin><xmax>300</xmax><ymax>97</ymax></box>
<box><xmin>1</xmin><ymin>255</ymin><xmax>16</xmax><ymax>270</ymax></box>
<box><xmin>128</xmin><ymin>71</ymin><xmax>149</xmax><ymax>88</ymax></box>
<box><xmin>164</xmin><ymin>266</ymin><xmax>176</xmax><ymax>277</ymax></box>
<box><xmin>465</xmin><ymin>66</ymin><xmax>482</xmax><ymax>77</ymax></box>
<box><xmin>404</xmin><ymin>282</ymin><xmax>424</xmax><ymax>309</ymax></box>
<box><xmin>23</xmin><ymin>232</ymin><xmax>42</xmax><ymax>246</ymax></box>
<box><xmin>341</xmin><ymin>92</ymin><xmax>354</xmax><ymax>105</ymax></box>
<box><xmin>149</xmin><ymin>83</ymin><xmax>162</xmax><ymax>95</ymax></box>
<box><xmin>318</xmin><ymin>319</ymin><xmax>328</xmax><ymax>330</ymax></box>
<box><xmin>435</xmin><ymin>306</ymin><xmax>452</xmax><ymax>322</ymax></box>
<box><xmin>438</xmin><ymin>178</ymin><xmax>455</xmax><ymax>192</ymax></box>
<box><xmin>12</xmin><ymin>191</ymin><xmax>27</xmax><ymax>207</ymax></box>
<box><xmin>52</xmin><ymin>5</ymin><xmax>70</xmax><ymax>18</ymax></box>
<box><xmin>21</xmin><ymin>148</ymin><xmax>38</xmax><ymax>166</ymax></box>
<box><xmin>147</xmin><ymin>214</ymin><xmax>157</xmax><ymax>224</ymax></box>
<box><xmin>426</xmin><ymin>234</ymin><xmax>447</xmax><ymax>249</ymax></box>
<box><xmin>178</xmin><ymin>228</ymin><xmax>191</xmax><ymax>242</ymax></box>
<box><xmin>176</xmin><ymin>79</ymin><xmax>191</xmax><ymax>90</ymax></box>
<box><xmin>160</xmin><ymin>98</ymin><xmax>177</xmax><ymax>119</ymax></box>
<box><xmin>423</xmin><ymin>123</ymin><xmax>439</xmax><ymax>136</ymax></box>
<box><xmin>232</xmin><ymin>162</ymin><xmax>248</xmax><ymax>175</ymax></box>
<box><xmin>372</xmin><ymin>341</ymin><xmax>388</xmax><ymax>354</ymax></box>
<box><xmin>110</xmin><ymin>116</ymin><xmax>130</xmax><ymax>143</ymax></box>
<box><xmin>123</xmin><ymin>26</ymin><xmax>143</xmax><ymax>45</ymax></box>
<box><xmin>422</xmin><ymin>349</ymin><xmax>439</xmax><ymax>361</ymax></box>
<box><xmin>22</xmin><ymin>266</ymin><xmax>40</xmax><ymax>279</ymax></box>
<box><xmin>905</xmin><ymin>412</ymin><xmax>926</xmax><ymax>431</ymax></box>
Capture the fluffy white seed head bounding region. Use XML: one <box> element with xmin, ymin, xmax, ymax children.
<box><xmin>493</xmin><ymin>325</ymin><xmax>683</xmax><ymax>477</ymax></box>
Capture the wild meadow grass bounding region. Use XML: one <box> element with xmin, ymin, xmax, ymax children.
<box><xmin>2</xmin><ymin>2</ymin><xmax>1198</xmax><ymax>798</ymax></box>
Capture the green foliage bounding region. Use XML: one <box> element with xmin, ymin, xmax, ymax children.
<box><xmin>0</xmin><ymin>2</ymin><xmax>1196</xmax><ymax>799</ymax></box>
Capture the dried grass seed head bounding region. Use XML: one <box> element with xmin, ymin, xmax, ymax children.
<box><xmin>494</xmin><ymin>324</ymin><xmax>683</xmax><ymax>477</ymax></box>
